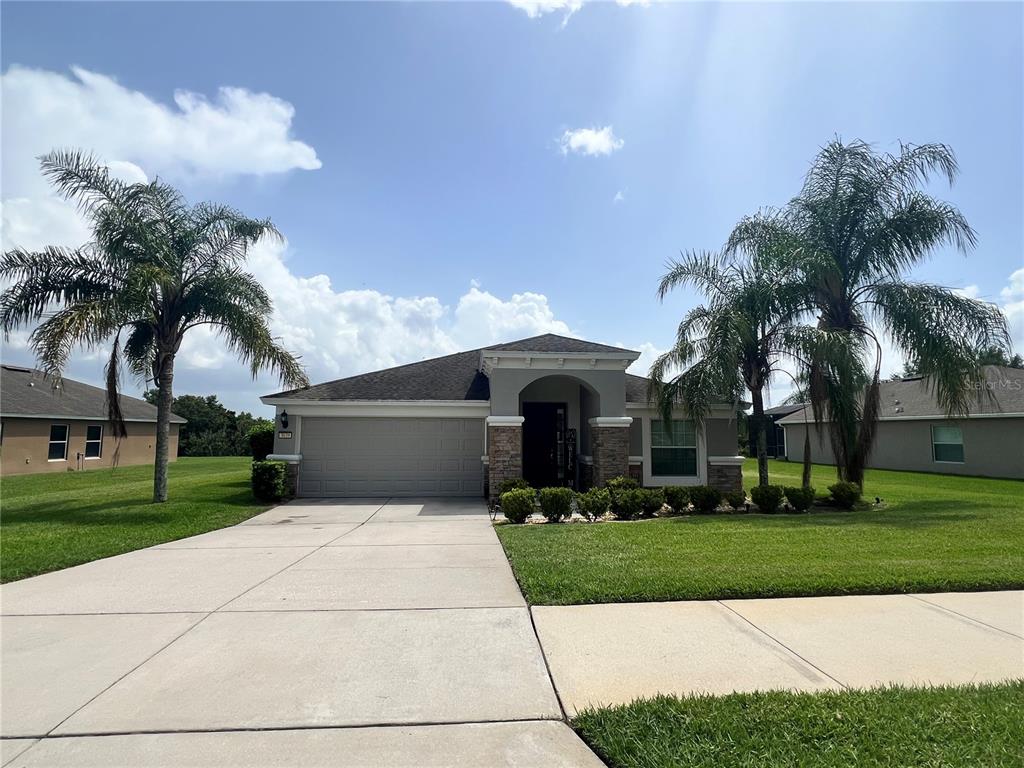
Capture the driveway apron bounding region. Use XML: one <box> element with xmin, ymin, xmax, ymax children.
<box><xmin>1</xmin><ymin>498</ymin><xmax>601</xmax><ymax>767</ymax></box>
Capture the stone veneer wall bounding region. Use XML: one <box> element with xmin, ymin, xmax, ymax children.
<box><xmin>707</xmin><ymin>462</ymin><xmax>742</xmax><ymax>493</ymax></box>
<box><xmin>487</xmin><ymin>424</ymin><xmax>523</xmax><ymax>498</ymax></box>
<box><xmin>590</xmin><ymin>426</ymin><xmax>629</xmax><ymax>487</ymax></box>
<box><xmin>283</xmin><ymin>462</ymin><xmax>299</xmax><ymax>498</ymax></box>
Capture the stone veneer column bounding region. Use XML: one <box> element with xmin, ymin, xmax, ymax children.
<box><xmin>588</xmin><ymin>417</ymin><xmax>632</xmax><ymax>487</ymax></box>
<box><xmin>707</xmin><ymin>456</ymin><xmax>744</xmax><ymax>493</ymax></box>
<box><xmin>486</xmin><ymin>416</ymin><xmax>524</xmax><ymax>498</ymax></box>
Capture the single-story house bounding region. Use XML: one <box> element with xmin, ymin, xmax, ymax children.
<box><xmin>261</xmin><ymin>334</ymin><xmax>742</xmax><ymax>498</ymax></box>
<box><xmin>750</xmin><ymin>403</ymin><xmax>804</xmax><ymax>459</ymax></box>
<box><xmin>0</xmin><ymin>365</ymin><xmax>184</xmax><ymax>476</ymax></box>
<box><xmin>779</xmin><ymin>365</ymin><xmax>1024</xmax><ymax>480</ymax></box>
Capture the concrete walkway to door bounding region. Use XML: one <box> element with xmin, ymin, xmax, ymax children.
<box><xmin>1</xmin><ymin>498</ymin><xmax>602</xmax><ymax>767</ymax></box>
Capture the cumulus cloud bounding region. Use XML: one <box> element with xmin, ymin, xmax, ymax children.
<box><xmin>507</xmin><ymin>0</ymin><xmax>584</xmax><ymax>25</ymax></box>
<box><xmin>1</xmin><ymin>66</ymin><xmax>320</xmax><ymax>251</ymax></box>
<box><xmin>1000</xmin><ymin>268</ymin><xmax>1024</xmax><ymax>353</ymax></box>
<box><xmin>558</xmin><ymin>126</ymin><xmax>624</xmax><ymax>157</ymax></box>
<box><xmin>613</xmin><ymin>190</ymin><xmax>626</xmax><ymax>204</ymax></box>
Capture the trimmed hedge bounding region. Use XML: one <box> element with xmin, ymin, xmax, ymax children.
<box><xmin>637</xmin><ymin>488</ymin><xmax>666</xmax><ymax>518</ymax></box>
<box><xmin>498</xmin><ymin>478</ymin><xmax>533</xmax><ymax>496</ymax></box>
<box><xmin>689</xmin><ymin>485</ymin><xmax>722</xmax><ymax>514</ymax></box>
<box><xmin>575</xmin><ymin>487</ymin><xmax>610</xmax><ymax>522</ymax></box>
<box><xmin>500</xmin><ymin>488</ymin><xmax>536</xmax><ymax>523</ymax></box>
<box><xmin>251</xmin><ymin>460</ymin><xmax>288</xmax><ymax>501</ymax></box>
<box><xmin>829</xmin><ymin>481</ymin><xmax>862</xmax><ymax>510</ymax></box>
<box><xmin>751</xmin><ymin>484</ymin><xmax>785</xmax><ymax>514</ymax></box>
<box><xmin>785</xmin><ymin>486</ymin><xmax>816</xmax><ymax>512</ymax></box>
<box><xmin>248</xmin><ymin>423</ymin><xmax>275</xmax><ymax>461</ymax></box>
<box><xmin>612</xmin><ymin>488</ymin><xmax>644</xmax><ymax>520</ymax></box>
<box><xmin>539</xmin><ymin>487</ymin><xmax>574</xmax><ymax>523</ymax></box>
<box><xmin>724</xmin><ymin>490</ymin><xmax>747</xmax><ymax>511</ymax></box>
<box><xmin>663</xmin><ymin>486</ymin><xmax>690</xmax><ymax>515</ymax></box>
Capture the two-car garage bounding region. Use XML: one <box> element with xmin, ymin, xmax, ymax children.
<box><xmin>296</xmin><ymin>417</ymin><xmax>485</xmax><ymax>498</ymax></box>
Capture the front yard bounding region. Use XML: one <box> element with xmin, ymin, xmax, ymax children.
<box><xmin>1</xmin><ymin>457</ymin><xmax>269</xmax><ymax>582</ymax></box>
<box><xmin>496</xmin><ymin>459</ymin><xmax>1024</xmax><ymax>605</ymax></box>
<box><xmin>573</xmin><ymin>682</ymin><xmax>1024</xmax><ymax>768</ymax></box>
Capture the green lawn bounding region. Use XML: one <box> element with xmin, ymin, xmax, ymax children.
<box><xmin>572</xmin><ymin>682</ymin><xmax>1024</xmax><ymax>768</ymax></box>
<box><xmin>496</xmin><ymin>459</ymin><xmax>1024</xmax><ymax>605</ymax></box>
<box><xmin>1</xmin><ymin>457</ymin><xmax>270</xmax><ymax>582</ymax></box>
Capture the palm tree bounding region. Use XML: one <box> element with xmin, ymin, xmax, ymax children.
<box><xmin>725</xmin><ymin>139</ymin><xmax>1010</xmax><ymax>486</ymax></box>
<box><xmin>1</xmin><ymin>150</ymin><xmax>309</xmax><ymax>502</ymax></box>
<box><xmin>649</xmin><ymin>250</ymin><xmax>812</xmax><ymax>487</ymax></box>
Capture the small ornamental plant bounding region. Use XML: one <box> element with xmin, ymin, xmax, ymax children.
<box><xmin>829</xmin><ymin>481</ymin><xmax>862</xmax><ymax>510</ymax></box>
<box><xmin>248</xmin><ymin>422</ymin><xmax>275</xmax><ymax>461</ymax></box>
<box><xmin>688</xmin><ymin>485</ymin><xmax>722</xmax><ymax>514</ymax></box>
<box><xmin>538</xmin><ymin>487</ymin><xmax>574</xmax><ymax>523</ymax></box>
<box><xmin>612</xmin><ymin>488</ymin><xmax>644</xmax><ymax>520</ymax></box>
<box><xmin>724</xmin><ymin>490</ymin><xmax>747</xmax><ymax>511</ymax></box>
<box><xmin>637</xmin><ymin>488</ymin><xmax>666</xmax><ymax>518</ymax></box>
<box><xmin>251</xmin><ymin>460</ymin><xmax>288</xmax><ymax>501</ymax></box>
<box><xmin>607</xmin><ymin>475</ymin><xmax>640</xmax><ymax>518</ymax></box>
<box><xmin>662</xmin><ymin>486</ymin><xmax>690</xmax><ymax>515</ymax></box>
<box><xmin>785</xmin><ymin>486</ymin><xmax>816</xmax><ymax>512</ymax></box>
<box><xmin>575</xmin><ymin>488</ymin><xmax>610</xmax><ymax>522</ymax></box>
<box><xmin>500</xmin><ymin>488</ymin><xmax>536</xmax><ymax>524</ymax></box>
<box><xmin>498</xmin><ymin>478</ymin><xmax>533</xmax><ymax>496</ymax></box>
<box><xmin>750</xmin><ymin>484</ymin><xmax>786</xmax><ymax>514</ymax></box>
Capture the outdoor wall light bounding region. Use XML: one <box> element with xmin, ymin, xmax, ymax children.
<box><xmin>280</xmin><ymin>410</ymin><xmax>289</xmax><ymax>429</ymax></box>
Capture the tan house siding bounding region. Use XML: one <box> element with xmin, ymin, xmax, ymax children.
<box><xmin>0</xmin><ymin>417</ymin><xmax>180</xmax><ymax>476</ymax></box>
<box><xmin>782</xmin><ymin>418</ymin><xmax>1024</xmax><ymax>480</ymax></box>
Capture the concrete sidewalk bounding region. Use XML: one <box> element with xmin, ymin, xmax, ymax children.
<box><xmin>1</xmin><ymin>499</ymin><xmax>601</xmax><ymax>767</ymax></box>
<box><xmin>533</xmin><ymin>590</ymin><xmax>1024</xmax><ymax>714</ymax></box>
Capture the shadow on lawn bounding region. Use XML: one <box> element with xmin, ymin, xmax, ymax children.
<box><xmin>667</xmin><ymin>500</ymin><xmax>986</xmax><ymax>530</ymax></box>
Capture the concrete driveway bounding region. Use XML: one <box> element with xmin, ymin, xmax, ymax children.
<box><xmin>1</xmin><ymin>499</ymin><xmax>601</xmax><ymax>767</ymax></box>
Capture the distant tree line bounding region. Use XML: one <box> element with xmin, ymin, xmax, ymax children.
<box><xmin>143</xmin><ymin>392</ymin><xmax>272</xmax><ymax>457</ymax></box>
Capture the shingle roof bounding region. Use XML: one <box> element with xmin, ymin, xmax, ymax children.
<box><xmin>0</xmin><ymin>365</ymin><xmax>185</xmax><ymax>423</ymax></box>
<box><xmin>765</xmin><ymin>403</ymin><xmax>805</xmax><ymax>418</ymax></box>
<box><xmin>778</xmin><ymin>367</ymin><xmax>1024</xmax><ymax>424</ymax></box>
<box><xmin>265</xmin><ymin>335</ymin><xmax>641</xmax><ymax>402</ymax></box>
<box><xmin>484</xmin><ymin>334</ymin><xmax>638</xmax><ymax>355</ymax></box>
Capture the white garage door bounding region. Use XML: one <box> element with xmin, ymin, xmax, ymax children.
<box><xmin>298</xmin><ymin>417</ymin><xmax>485</xmax><ymax>498</ymax></box>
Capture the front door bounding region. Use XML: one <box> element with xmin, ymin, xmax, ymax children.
<box><xmin>522</xmin><ymin>402</ymin><xmax>568</xmax><ymax>488</ymax></box>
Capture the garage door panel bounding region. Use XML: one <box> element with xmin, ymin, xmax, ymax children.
<box><xmin>298</xmin><ymin>417</ymin><xmax>485</xmax><ymax>498</ymax></box>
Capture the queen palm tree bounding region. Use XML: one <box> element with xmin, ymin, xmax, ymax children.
<box><xmin>649</xmin><ymin>250</ymin><xmax>830</xmax><ymax>487</ymax></box>
<box><xmin>725</xmin><ymin>139</ymin><xmax>1010</xmax><ymax>486</ymax></box>
<box><xmin>1</xmin><ymin>150</ymin><xmax>309</xmax><ymax>502</ymax></box>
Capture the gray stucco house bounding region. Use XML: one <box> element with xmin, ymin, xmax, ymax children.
<box><xmin>778</xmin><ymin>366</ymin><xmax>1024</xmax><ymax>480</ymax></box>
<box><xmin>261</xmin><ymin>334</ymin><xmax>742</xmax><ymax>498</ymax></box>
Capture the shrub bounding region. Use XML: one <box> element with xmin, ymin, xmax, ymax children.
<box><xmin>612</xmin><ymin>489</ymin><xmax>644</xmax><ymax>520</ymax></box>
<box><xmin>724</xmin><ymin>490</ymin><xmax>747</xmax><ymax>510</ymax></box>
<box><xmin>251</xmin><ymin>460</ymin><xmax>288</xmax><ymax>501</ymax></box>
<box><xmin>785</xmin><ymin>486</ymin><xmax>816</xmax><ymax>512</ymax></box>
<box><xmin>538</xmin><ymin>487</ymin><xmax>574</xmax><ymax>523</ymax></box>
<box><xmin>689</xmin><ymin>485</ymin><xmax>722</xmax><ymax>514</ymax></box>
<box><xmin>636</xmin><ymin>488</ymin><xmax>666</xmax><ymax>518</ymax></box>
<box><xmin>606</xmin><ymin>475</ymin><xmax>639</xmax><ymax>492</ymax></box>
<box><xmin>829</xmin><ymin>481</ymin><xmax>862</xmax><ymax>510</ymax></box>
<box><xmin>500</xmin><ymin>488</ymin><xmax>536</xmax><ymax>523</ymax></box>
<box><xmin>662</xmin><ymin>486</ymin><xmax>690</xmax><ymax>515</ymax></box>
<box><xmin>750</xmin><ymin>484</ymin><xmax>786</xmax><ymax>514</ymax></box>
<box><xmin>248</xmin><ymin>422</ymin><xmax>275</xmax><ymax>461</ymax></box>
<box><xmin>498</xmin><ymin>478</ymin><xmax>533</xmax><ymax>496</ymax></box>
<box><xmin>575</xmin><ymin>487</ymin><xmax>610</xmax><ymax>522</ymax></box>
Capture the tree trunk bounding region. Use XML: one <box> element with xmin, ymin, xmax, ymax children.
<box><xmin>153</xmin><ymin>354</ymin><xmax>176</xmax><ymax>503</ymax></box>
<box><xmin>750</xmin><ymin>387</ymin><xmax>769</xmax><ymax>487</ymax></box>
<box><xmin>801</xmin><ymin>423</ymin><xmax>812</xmax><ymax>489</ymax></box>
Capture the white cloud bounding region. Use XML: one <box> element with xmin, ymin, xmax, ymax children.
<box><xmin>1000</xmin><ymin>268</ymin><xmax>1024</xmax><ymax>354</ymax></box>
<box><xmin>1</xmin><ymin>66</ymin><xmax>320</xmax><ymax>251</ymax></box>
<box><xmin>613</xmin><ymin>189</ymin><xmax>626</xmax><ymax>204</ymax></box>
<box><xmin>625</xmin><ymin>341</ymin><xmax>664</xmax><ymax>378</ymax></box>
<box><xmin>954</xmin><ymin>284</ymin><xmax>980</xmax><ymax>299</ymax></box>
<box><xmin>507</xmin><ymin>0</ymin><xmax>584</xmax><ymax>25</ymax></box>
<box><xmin>558</xmin><ymin>126</ymin><xmax>624</xmax><ymax>157</ymax></box>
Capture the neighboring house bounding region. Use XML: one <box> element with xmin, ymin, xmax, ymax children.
<box><xmin>778</xmin><ymin>366</ymin><xmax>1024</xmax><ymax>480</ymax></box>
<box><xmin>750</xmin><ymin>403</ymin><xmax>804</xmax><ymax>458</ymax></box>
<box><xmin>0</xmin><ymin>365</ymin><xmax>184</xmax><ymax>476</ymax></box>
<box><xmin>261</xmin><ymin>334</ymin><xmax>742</xmax><ymax>498</ymax></box>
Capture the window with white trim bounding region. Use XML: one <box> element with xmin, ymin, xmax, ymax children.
<box><xmin>651</xmin><ymin>419</ymin><xmax>698</xmax><ymax>476</ymax></box>
<box><xmin>48</xmin><ymin>424</ymin><xmax>69</xmax><ymax>461</ymax></box>
<box><xmin>931</xmin><ymin>425</ymin><xmax>964</xmax><ymax>463</ymax></box>
<box><xmin>85</xmin><ymin>424</ymin><xmax>103</xmax><ymax>459</ymax></box>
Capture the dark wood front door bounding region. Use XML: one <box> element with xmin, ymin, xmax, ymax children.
<box><xmin>522</xmin><ymin>402</ymin><xmax>568</xmax><ymax>488</ymax></box>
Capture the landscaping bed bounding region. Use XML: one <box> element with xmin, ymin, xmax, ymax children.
<box><xmin>573</xmin><ymin>682</ymin><xmax>1024</xmax><ymax>768</ymax></box>
<box><xmin>1</xmin><ymin>456</ymin><xmax>270</xmax><ymax>582</ymax></box>
<box><xmin>495</xmin><ymin>459</ymin><xmax>1024</xmax><ymax>604</ymax></box>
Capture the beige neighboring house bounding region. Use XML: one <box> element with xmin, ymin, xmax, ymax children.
<box><xmin>261</xmin><ymin>334</ymin><xmax>742</xmax><ymax>499</ymax></box>
<box><xmin>0</xmin><ymin>365</ymin><xmax>184</xmax><ymax>476</ymax></box>
<box><xmin>779</xmin><ymin>365</ymin><xmax>1024</xmax><ymax>480</ymax></box>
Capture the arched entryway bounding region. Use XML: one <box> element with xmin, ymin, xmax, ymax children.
<box><xmin>517</xmin><ymin>375</ymin><xmax>600</xmax><ymax>488</ymax></box>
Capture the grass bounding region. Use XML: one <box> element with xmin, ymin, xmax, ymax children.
<box><xmin>0</xmin><ymin>457</ymin><xmax>270</xmax><ymax>582</ymax></box>
<box><xmin>572</xmin><ymin>682</ymin><xmax>1024</xmax><ymax>768</ymax></box>
<box><xmin>496</xmin><ymin>459</ymin><xmax>1024</xmax><ymax>605</ymax></box>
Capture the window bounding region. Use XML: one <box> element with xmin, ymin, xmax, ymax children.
<box><xmin>85</xmin><ymin>425</ymin><xmax>103</xmax><ymax>459</ymax></box>
<box><xmin>651</xmin><ymin>419</ymin><xmax>698</xmax><ymax>476</ymax></box>
<box><xmin>932</xmin><ymin>425</ymin><xmax>964</xmax><ymax>463</ymax></box>
<box><xmin>48</xmin><ymin>424</ymin><xmax>69</xmax><ymax>461</ymax></box>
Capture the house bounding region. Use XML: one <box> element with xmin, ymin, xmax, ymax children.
<box><xmin>778</xmin><ymin>366</ymin><xmax>1024</xmax><ymax>480</ymax></box>
<box><xmin>0</xmin><ymin>365</ymin><xmax>184</xmax><ymax>476</ymax></box>
<box><xmin>750</xmin><ymin>403</ymin><xmax>804</xmax><ymax>458</ymax></box>
<box><xmin>261</xmin><ymin>334</ymin><xmax>742</xmax><ymax>498</ymax></box>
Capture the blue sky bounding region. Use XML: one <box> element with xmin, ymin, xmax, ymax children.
<box><xmin>2</xmin><ymin>1</ymin><xmax>1022</xmax><ymax>413</ymax></box>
